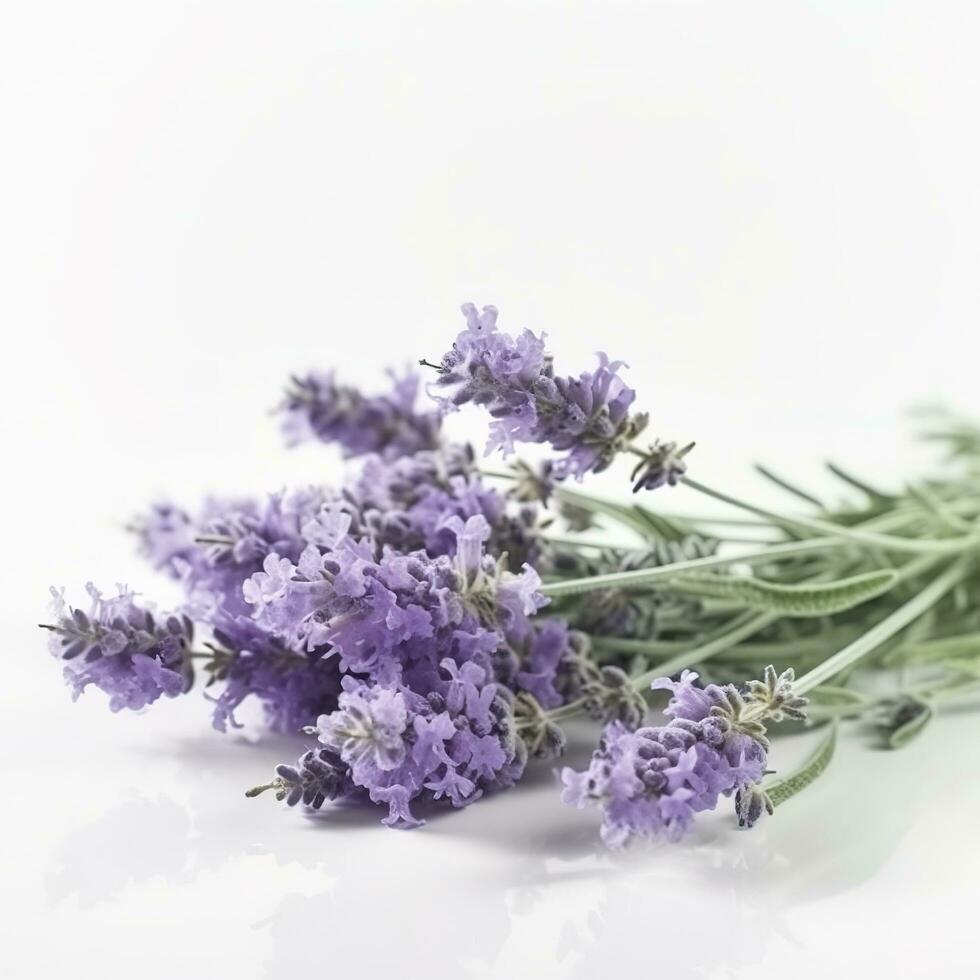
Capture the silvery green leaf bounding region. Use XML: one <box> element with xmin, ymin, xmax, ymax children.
<box><xmin>628</xmin><ymin>504</ymin><xmax>698</xmax><ymax>543</ymax></box>
<box><xmin>826</xmin><ymin>461</ymin><xmax>895</xmax><ymax>503</ymax></box>
<box><xmin>892</xmin><ymin>633</ymin><xmax>980</xmax><ymax>666</ymax></box>
<box><xmin>766</xmin><ymin>723</ymin><xmax>837</xmax><ymax>808</ymax></box>
<box><xmin>665</xmin><ymin>568</ymin><xmax>899</xmax><ymax>617</ymax></box>
<box><xmin>754</xmin><ymin>464</ymin><xmax>825</xmax><ymax>509</ymax></box>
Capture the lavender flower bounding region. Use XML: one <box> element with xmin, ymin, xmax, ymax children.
<box><xmin>511</xmin><ymin>618</ymin><xmax>577</xmax><ymax>710</ymax></box>
<box><xmin>345</xmin><ymin>443</ymin><xmax>545</xmax><ymax>571</ymax></box>
<box><xmin>300</xmin><ymin>660</ymin><xmax>525</xmax><ymax>826</ymax></box>
<box><xmin>136</xmin><ymin>488</ymin><xmax>343</xmax><ymax>621</ymax></box>
<box><xmin>281</xmin><ymin>368</ymin><xmax>441</xmax><ymax>460</ymax></box>
<box><xmin>134</xmin><ymin>503</ymin><xmax>197</xmax><ymax>574</ymax></box>
<box><xmin>429</xmin><ymin>303</ymin><xmax>648</xmax><ymax>480</ymax></box>
<box><xmin>630</xmin><ymin>439</ymin><xmax>695</xmax><ymax>493</ymax></box>
<box><xmin>42</xmin><ymin>585</ymin><xmax>192</xmax><ymax>712</ymax></box>
<box><xmin>243</xmin><ymin>514</ymin><xmax>548</xmax><ymax>697</ymax></box>
<box><xmin>247</xmin><ymin>746</ymin><xmax>351</xmax><ymax>809</ymax></box>
<box><xmin>205</xmin><ymin>612</ymin><xmax>343</xmax><ymax>734</ymax></box>
<box><xmin>135</xmin><ymin>445</ymin><xmax>548</xmax><ymax>626</ymax></box>
<box><xmin>562</xmin><ymin>668</ymin><xmax>805</xmax><ymax>848</ymax></box>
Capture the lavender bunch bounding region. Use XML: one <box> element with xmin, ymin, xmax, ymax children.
<box><xmin>42</xmin><ymin>306</ymin><xmax>980</xmax><ymax>849</ymax></box>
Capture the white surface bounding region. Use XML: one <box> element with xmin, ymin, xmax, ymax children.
<box><xmin>3</xmin><ymin>3</ymin><xmax>980</xmax><ymax>977</ymax></box>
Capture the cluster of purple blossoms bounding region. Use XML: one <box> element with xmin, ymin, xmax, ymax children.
<box><xmin>45</xmin><ymin>303</ymin><xmax>713</xmax><ymax>838</ymax></box>
<box><xmin>127</xmin><ymin>447</ymin><xmax>561</xmax><ymax>748</ymax></box>
<box><xmin>280</xmin><ymin>367</ymin><xmax>441</xmax><ymax>460</ymax></box>
<box><xmin>310</xmin><ymin>662</ymin><xmax>525</xmax><ymax>826</ymax></box>
<box><xmin>205</xmin><ymin>612</ymin><xmax>344</xmax><ymax>734</ymax></box>
<box><xmin>429</xmin><ymin>303</ymin><xmax>649</xmax><ymax>480</ymax></box>
<box><xmin>136</xmin><ymin>489</ymin><xmax>335</xmax><ymax>617</ymax></box>
<box><xmin>241</xmin><ymin>511</ymin><xmax>551</xmax><ymax>689</ymax></box>
<box><xmin>561</xmin><ymin>668</ymin><xmax>806</xmax><ymax>847</ymax></box>
<box><xmin>345</xmin><ymin>444</ymin><xmax>546</xmax><ymax>571</ymax></box>
<box><xmin>43</xmin><ymin>585</ymin><xmax>193</xmax><ymax>712</ymax></box>
<box><xmin>241</xmin><ymin>511</ymin><xmax>569</xmax><ymax>824</ymax></box>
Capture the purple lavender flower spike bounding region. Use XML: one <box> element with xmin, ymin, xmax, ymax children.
<box><xmin>346</xmin><ymin>444</ymin><xmax>546</xmax><ymax>571</ymax></box>
<box><xmin>429</xmin><ymin>303</ymin><xmax>648</xmax><ymax>480</ymax></box>
<box><xmin>243</xmin><ymin>502</ymin><xmax>547</xmax><ymax>695</ymax></box>
<box><xmin>317</xmin><ymin>682</ymin><xmax>411</xmax><ymax>776</ymax></box>
<box><xmin>630</xmin><ymin>439</ymin><xmax>695</xmax><ymax>493</ymax></box>
<box><xmin>304</xmin><ymin>664</ymin><xmax>525</xmax><ymax>827</ymax></box>
<box><xmin>43</xmin><ymin>585</ymin><xmax>192</xmax><ymax>712</ymax></box>
<box><xmin>247</xmin><ymin>746</ymin><xmax>351</xmax><ymax>810</ymax></box>
<box><xmin>206</xmin><ymin>612</ymin><xmax>343</xmax><ymax>734</ymax></box>
<box><xmin>280</xmin><ymin>367</ymin><xmax>441</xmax><ymax>460</ymax></box>
<box><xmin>562</xmin><ymin>668</ymin><xmax>804</xmax><ymax>848</ymax></box>
<box><xmin>513</xmin><ymin>618</ymin><xmax>575</xmax><ymax>709</ymax></box>
<box><xmin>134</xmin><ymin>503</ymin><xmax>197</xmax><ymax>574</ymax></box>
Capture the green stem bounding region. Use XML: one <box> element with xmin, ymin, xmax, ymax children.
<box><xmin>540</xmin><ymin>538</ymin><xmax>838</xmax><ymax>597</ymax></box>
<box><xmin>765</xmin><ymin>722</ymin><xmax>838</xmax><ymax>807</ymax></box>
<box><xmin>540</xmin><ymin>491</ymin><xmax>959</xmax><ymax>598</ymax></box>
<box><xmin>893</xmin><ymin>632</ymin><xmax>980</xmax><ymax>664</ymax></box>
<box><xmin>194</xmin><ymin>535</ymin><xmax>235</xmax><ymax>546</ymax></box>
<box><xmin>682</xmin><ymin>477</ymin><xmax>978</xmax><ymax>555</ymax></box>
<box><xmin>539</xmin><ymin>611</ymin><xmax>776</xmax><ymax>728</ymax></box>
<box><xmin>591</xmin><ymin>632</ymin><xmax>851</xmax><ymax>662</ymax></box>
<box><xmin>795</xmin><ymin>558</ymin><xmax>971</xmax><ymax>695</ymax></box>
<box><xmin>630</xmin><ymin>610</ymin><xmax>777</xmax><ymax>688</ymax></box>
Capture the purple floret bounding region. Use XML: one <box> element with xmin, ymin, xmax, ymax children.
<box><xmin>562</xmin><ymin>670</ymin><xmax>770</xmax><ymax>848</ymax></box>
<box><xmin>430</xmin><ymin>303</ymin><xmax>648</xmax><ymax>480</ymax></box>
<box><xmin>281</xmin><ymin>367</ymin><xmax>441</xmax><ymax>460</ymax></box>
<box><xmin>205</xmin><ymin>612</ymin><xmax>343</xmax><ymax>734</ymax></box>
<box><xmin>310</xmin><ymin>658</ymin><xmax>526</xmax><ymax>826</ymax></box>
<box><xmin>134</xmin><ymin>503</ymin><xmax>198</xmax><ymax>574</ymax></box>
<box><xmin>243</xmin><ymin>513</ymin><xmax>548</xmax><ymax>693</ymax></box>
<box><xmin>344</xmin><ymin>444</ymin><xmax>545</xmax><ymax>571</ymax></box>
<box><xmin>44</xmin><ymin>585</ymin><xmax>192</xmax><ymax>712</ymax></box>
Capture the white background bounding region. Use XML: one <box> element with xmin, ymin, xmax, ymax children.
<box><xmin>2</xmin><ymin>3</ymin><xmax>979</xmax><ymax>977</ymax></box>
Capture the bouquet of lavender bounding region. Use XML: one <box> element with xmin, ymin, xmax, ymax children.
<box><xmin>41</xmin><ymin>304</ymin><xmax>980</xmax><ymax>847</ymax></box>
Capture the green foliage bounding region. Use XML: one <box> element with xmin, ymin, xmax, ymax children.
<box><xmin>766</xmin><ymin>723</ymin><xmax>838</xmax><ymax>808</ymax></box>
<box><xmin>666</xmin><ymin>568</ymin><xmax>900</xmax><ymax>617</ymax></box>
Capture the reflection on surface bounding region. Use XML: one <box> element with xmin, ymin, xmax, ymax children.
<box><xmin>40</xmin><ymin>714</ymin><xmax>962</xmax><ymax>978</ymax></box>
<box><xmin>46</xmin><ymin>793</ymin><xmax>193</xmax><ymax>907</ymax></box>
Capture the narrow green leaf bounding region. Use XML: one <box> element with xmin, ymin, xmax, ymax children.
<box><xmin>766</xmin><ymin>723</ymin><xmax>838</xmax><ymax>808</ymax></box>
<box><xmin>539</xmin><ymin>538</ymin><xmax>838</xmax><ymax>597</ymax></box>
<box><xmin>627</xmin><ymin>504</ymin><xmax>697</xmax><ymax>542</ymax></box>
<box><xmin>754</xmin><ymin>464</ymin><xmax>825</xmax><ymax>509</ymax></box>
<box><xmin>664</xmin><ymin>568</ymin><xmax>900</xmax><ymax>617</ymax></box>
<box><xmin>905</xmin><ymin>483</ymin><xmax>972</xmax><ymax>534</ymax></box>
<box><xmin>888</xmin><ymin>632</ymin><xmax>980</xmax><ymax>666</ymax></box>
<box><xmin>553</xmin><ymin>488</ymin><xmax>656</xmax><ymax>540</ymax></box>
<box><xmin>826</xmin><ymin>462</ymin><xmax>895</xmax><ymax>503</ymax></box>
